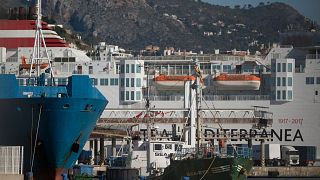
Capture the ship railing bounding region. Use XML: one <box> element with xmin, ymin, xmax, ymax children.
<box><xmin>203</xmin><ymin>95</ymin><xmax>270</xmax><ymax>101</ymax></box>
<box><xmin>148</xmin><ymin>95</ymin><xmax>185</xmax><ymax>101</ymax></box>
<box><xmin>306</xmin><ymin>54</ymin><xmax>320</xmax><ymax>59</ymax></box>
<box><xmin>0</xmin><ymin>146</ymin><xmax>24</xmax><ymax>174</ymax></box>
<box><xmin>279</xmin><ymin>45</ymin><xmax>293</xmax><ymax>48</ymax></box>
<box><xmin>128</xmin><ymin>55</ymin><xmax>254</xmax><ymax>62</ymax></box>
<box><xmin>17</xmin><ymin>77</ymin><xmax>70</xmax><ymax>86</ymax></box>
<box><xmin>5</xmin><ymin>57</ymin><xmax>18</xmax><ymax>62</ymax></box>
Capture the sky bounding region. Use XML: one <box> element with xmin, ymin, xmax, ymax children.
<box><xmin>202</xmin><ymin>0</ymin><xmax>320</xmax><ymax>24</ymax></box>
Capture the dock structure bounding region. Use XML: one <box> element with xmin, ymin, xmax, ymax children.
<box><xmin>250</xmin><ymin>166</ymin><xmax>320</xmax><ymax>177</ymax></box>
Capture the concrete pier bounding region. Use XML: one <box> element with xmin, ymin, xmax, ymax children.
<box><xmin>250</xmin><ymin>166</ymin><xmax>320</xmax><ymax>177</ymax></box>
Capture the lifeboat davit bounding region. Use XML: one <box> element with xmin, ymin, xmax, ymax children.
<box><xmin>213</xmin><ymin>74</ymin><xmax>260</xmax><ymax>90</ymax></box>
<box><xmin>19</xmin><ymin>56</ymin><xmax>49</xmax><ymax>70</ymax></box>
<box><xmin>154</xmin><ymin>74</ymin><xmax>195</xmax><ymax>90</ymax></box>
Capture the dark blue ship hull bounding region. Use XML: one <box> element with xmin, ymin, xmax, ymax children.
<box><xmin>0</xmin><ymin>74</ymin><xmax>108</xmax><ymax>179</ymax></box>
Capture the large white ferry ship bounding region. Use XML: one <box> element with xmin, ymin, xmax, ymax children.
<box><xmin>1</xmin><ymin>20</ymin><xmax>320</xmax><ymax>163</ymax></box>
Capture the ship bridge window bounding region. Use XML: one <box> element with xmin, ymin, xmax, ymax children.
<box><xmin>277</xmin><ymin>63</ymin><xmax>281</xmax><ymax>72</ymax></box>
<box><xmin>288</xmin><ymin>77</ymin><xmax>292</xmax><ymax>86</ymax></box>
<box><xmin>136</xmin><ymin>64</ymin><xmax>141</xmax><ymax>73</ymax></box>
<box><xmin>126</xmin><ymin>78</ymin><xmax>130</xmax><ymax>87</ymax></box>
<box><xmin>120</xmin><ymin>91</ymin><xmax>125</xmax><ymax>101</ymax></box>
<box><xmin>89</xmin><ymin>66</ymin><xmax>93</xmax><ymax>74</ymax></box>
<box><xmin>282</xmin><ymin>90</ymin><xmax>286</xmax><ymax>100</ymax></box>
<box><xmin>282</xmin><ymin>77</ymin><xmax>286</xmax><ymax>86</ymax></box>
<box><xmin>288</xmin><ymin>63</ymin><xmax>293</xmax><ymax>72</ymax></box>
<box><xmin>100</xmin><ymin>78</ymin><xmax>108</xmax><ymax>86</ymax></box>
<box><xmin>116</xmin><ymin>64</ymin><xmax>120</xmax><ymax>74</ymax></box>
<box><xmin>212</xmin><ymin>65</ymin><xmax>221</xmax><ymax>71</ymax></box>
<box><xmin>110</xmin><ymin>78</ymin><xmax>118</xmax><ymax>86</ymax></box>
<box><xmin>223</xmin><ymin>65</ymin><xmax>231</xmax><ymax>72</ymax></box>
<box><xmin>282</xmin><ymin>63</ymin><xmax>286</xmax><ymax>72</ymax></box>
<box><xmin>120</xmin><ymin>64</ymin><xmax>125</xmax><ymax>73</ymax></box>
<box><xmin>131</xmin><ymin>91</ymin><xmax>134</xmax><ymax>100</ymax></box>
<box><xmin>271</xmin><ymin>62</ymin><xmax>276</xmax><ymax>72</ymax></box>
<box><xmin>77</xmin><ymin>66</ymin><xmax>82</xmax><ymax>74</ymax></box>
<box><xmin>126</xmin><ymin>91</ymin><xmax>129</xmax><ymax>100</ymax></box>
<box><xmin>288</xmin><ymin>90</ymin><xmax>293</xmax><ymax>100</ymax></box>
<box><xmin>306</xmin><ymin>77</ymin><xmax>315</xmax><ymax>84</ymax></box>
<box><xmin>91</xmin><ymin>78</ymin><xmax>98</xmax><ymax>86</ymax></box>
<box><xmin>126</xmin><ymin>64</ymin><xmax>130</xmax><ymax>73</ymax></box>
<box><xmin>154</xmin><ymin>144</ymin><xmax>162</xmax><ymax>150</ymax></box>
<box><xmin>136</xmin><ymin>78</ymin><xmax>141</xmax><ymax>87</ymax></box>
<box><xmin>136</xmin><ymin>91</ymin><xmax>141</xmax><ymax>100</ymax></box>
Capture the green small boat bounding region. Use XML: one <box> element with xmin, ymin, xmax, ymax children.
<box><xmin>155</xmin><ymin>156</ymin><xmax>253</xmax><ymax>180</ymax></box>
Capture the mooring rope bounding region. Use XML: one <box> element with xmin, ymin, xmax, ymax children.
<box><xmin>30</xmin><ymin>105</ymin><xmax>42</xmax><ymax>172</ymax></box>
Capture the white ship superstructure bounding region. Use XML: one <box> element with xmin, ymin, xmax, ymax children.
<box><xmin>1</xmin><ymin>20</ymin><xmax>320</xmax><ymax>161</ymax></box>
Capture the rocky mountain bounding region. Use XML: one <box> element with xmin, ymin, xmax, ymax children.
<box><xmin>1</xmin><ymin>0</ymin><xmax>318</xmax><ymax>53</ymax></box>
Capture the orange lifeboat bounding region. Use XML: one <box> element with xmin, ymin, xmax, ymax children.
<box><xmin>19</xmin><ymin>56</ymin><xmax>49</xmax><ymax>70</ymax></box>
<box><xmin>154</xmin><ymin>74</ymin><xmax>195</xmax><ymax>90</ymax></box>
<box><xmin>213</xmin><ymin>74</ymin><xmax>260</xmax><ymax>90</ymax></box>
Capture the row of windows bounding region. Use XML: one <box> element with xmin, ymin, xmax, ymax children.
<box><xmin>277</xmin><ymin>90</ymin><xmax>293</xmax><ymax>100</ymax></box>
<box><xmin>120</xmin><ymin>64</ymin><xmax>142</xmax><ymax>74</ymax></box>
<box><xmin>121</xmin><ymin>78</ymin><xmax>141</xmax><ymax>87</ymax></box>
<box><xmin>276</xmin><ymin>77</ymin><xmax>293</xmax><ymax>87</ymax></box>
<box><xmin>91</xmin><ymin>78</ymin><xmax>142</xmax><ymax>87</ymax></box>
<box><xmin>306</xmin><ymin>77</ymin><xmax>320</xmax><ymax>85</ymax></box>
<box><xmin>277</xmin><ymin>63</ymin><xmax>293</xmax><ymax>73</ymax></box>
<box><xmin>18</xmin><ymin>78</ymin><xmax>69</xmax><ymax>86</ymax></box>
<box><xmin>152</xmin><ymin>64</ymin><xmax>233</xmax><ymax>75</ymax></box>
<box><xmin>100</xmin><ymin>78</ymin><xmax>119</xmax><ymax>86</ymax></box>
<box><xmin>120</xmin><ymin>91</ymin><xmax>141</xmax><ymax>101</ymax></box>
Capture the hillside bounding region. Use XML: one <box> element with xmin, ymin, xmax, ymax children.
<box><xmin>1</xmin><ymin>0</ymin><xmax>318</xmax><ymax>53</ymax></box>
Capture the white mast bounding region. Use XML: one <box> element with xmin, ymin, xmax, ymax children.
<box><xmin>193</xmin><ymin>59</ymin><xmax>203</xmax><ymax>154</ymax></box>
<box><xmin>29</xmin><ymin>0</ymin><xmax>54</xmax><ymax>81</ymax></box>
